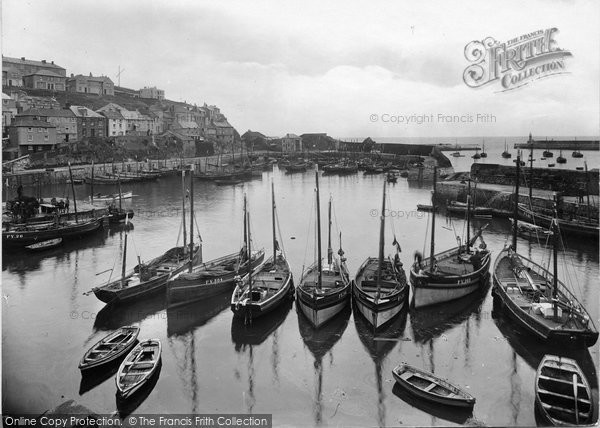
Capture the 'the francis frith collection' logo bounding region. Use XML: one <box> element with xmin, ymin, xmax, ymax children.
<box><xmin>463</xmin><ymin>28</ymin><xmax>571</xmax><ymax>91</ymax></box>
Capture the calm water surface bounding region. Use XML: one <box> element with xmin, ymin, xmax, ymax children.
<box><xmin>3</xmin><ymin>166</ymin><xmax>598</xmax><ymax>427</ymax></box>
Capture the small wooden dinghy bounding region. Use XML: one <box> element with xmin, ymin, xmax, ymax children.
<box><xmin>25</xmin><ymin>237</ymin><xmax>63</xmax><ymax>251</ymax></box>
<box><xmin>535</xmin><ymin>355</ymin><xmax>593</xmax><ymax>426</ymax></box>
<box><xmin>392</xmin><ymin>363</ymin><xmax>475</xmax><ymax>408</ymax></box>
<box><xmin>116</xmin><ymin>339</ymin><xmax>162</xmax><ymax>399</ymax></box>
<box><xmin>79</xmin><ymin>326</ymin><xmax>140</xmax><ymax>371</ymax></box>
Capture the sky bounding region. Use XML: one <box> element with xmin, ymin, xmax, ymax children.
<box><xmin>2</xmin><ymin>0</ymin><xmax>599</xmax><ymax>139</ymax></box>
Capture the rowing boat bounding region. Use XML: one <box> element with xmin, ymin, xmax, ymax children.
<box><xmin>116</xmin><ymin>339</ymin><xmax>162</xmax><ymax>399</ymax></box>
<box><xmin>79</xmin><ymin>326</ymin><xmax>140</xmax><ymax>371</ymax></box>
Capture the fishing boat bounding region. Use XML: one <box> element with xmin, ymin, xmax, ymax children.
<box><xmin>480</xmin><ymin>140</ymin><xmax>487</xmax><ymax>158</ymax></box>
<box><xmin>451</xmin><ymin>151</ymin><xmax>464</xmax><ymax>158</ymax></box>
<box><xmin>116</xmin><ymin>339</ymin><xmax>162</xmax><ymax>399</ymax></box>
<box><xmin>410</xmin><ymin>170</ymin><xmax>491</xmax><ymax>308</ymax></box>
<box><xmin>446</xmin><ymin>201</ymin><xmax>493</xmax><ymax>217</ymax></box>
<box><xmin>24</xmin><ymin>237</ymin><xmax>63</xmax><ymax>251</ymax></box>
<box><xmin>352</xmin><ymin>181</ymin><xmax>408</xmax><ymax>329</ymax></box>
<box><xmin>502</xmin><ymin>140</ymin><xmax>512</xmax><ymax>158</ymax></box>
<box><xmin>557</xmin><ymin>151</ymin><xmax>567</xmax><ymax>164</ymax></box>
<box><xmin>416</xmin><ymin>204</ymin><xmax>437</xmax><ymax>212</ymax></box>
<box><xmin>3</xmin><ymin>164</ymin><xmax>104</xmax><ymax>248</ymax></box>
<box><xmin>92</xmin><ymin>169</ymin><xmax>201</xmax><ymax>304</ymax></box>
<box><xmin>296</xmin><ymin>169</ymin><xmax>351</xmax><ymax>328</ymax></box>
<box><xmin>513</xmin><ymin>219</ymin><xmax>553</xmax><ymax>239</ymax></box>
<box><xmin>518</xmin><ymin>205</ymin><xmax>599</xmax><ymax>238</ymax></box>
<box><xmin>576</xmin><ymin>166</ymin><xmax>584</xmax><ymax>171</ymax></box>
<box><xmin>167</xmin><ymin>195</ymin><xmax>265</xmax><ymax>307</ymax></box>
<box><xmin>284</xmin><ymin>162</ymin><xmax>308</xmax><ymax>173</ymax></box>
<box><xmin>492</xmin><ymin>154</ymin><xmax>598</xmax><ymax>348</ymax></box>
<box><xmin>392</xmin><ymin>363</ymin><xmax>476</xmax><ymax>408</ymax></box>
<box><xmin>535</xmin><ymin>355</ymin><xmax>593</xmax><ymax>426</ymax></box>
<box><xmin>386</xmin><ymin>171</ymin><xmax>398</xmax><ymax>183</ymax></box>
<box><xmin>572</xmin><ymin>150</ymin><xmax>584</xmax><ymax>158</ymax></box>
<box><xmin>544</xmin><ymin>148</ymin><xmax>554</xmax><ymax>158</ymax></box>
<box><xmin>214</xmin><ymin>178</ymin><xmax>244</xmax><ymax>185</ymax></box>
<box><xmin>79</xmin><ymin>326</ymin><xmax>140</xmax><ymax>371</ymax></box>
<box><xmin>90</xmin><ymin>191</ymin><xmax>133</xmax><ymax>203</ymax></box>
<box><xmin>472</xmin><ymin>149</ymin><xmax>481</xmax><ymax>159</ymax></box>
<box><xmin>231</xmin><ymin>181</ymin><xmax>293</xmax><ymax>322</ymax></box>
<box><xmin>548</xmin><ymin>163</ymin><xmax>556</xmax><ymax>168</ymax></box>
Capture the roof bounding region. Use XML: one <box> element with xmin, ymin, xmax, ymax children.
<box><xmin>11</xmin><ymin>118</ymin><xmax>56</xmax><ymax>128</ymax></box>
<box><xmin>69</xmin><ymin>106</ymin><xmax>104</xmax><ymax>118</ymax></box>
<box><xmin>67</xmin><ymin>74</ymin><xmax>114</xmax><ymax>84</ymax></box>
<box><xmin>213</xmin><ymin>120</ymin><xmax>232</xmax><ymax>128</ymax></box>
<box><xmin>283</xmin><ymin>133</ymin><xmax>300</xmax><ymax>139</ymax></box>
<box><xmin>242</xmin><ymin>130</ymin><xmax>267</xmax><ymax>139</ymax></box>
<box><xmin>98</xmin><ymin>110</ymin><xmax>124</xmax><ymax>120</ymax></box>
<box><xmin>23</xmin><ymin>70</ymin><xmax>64</xmax><ymax>78</ymax></box>
<box><xmin>3</xmin><ymin>56</ymin><xmax>66</xmax><ymax>70</ymax></box>
<box><xmin>19</xmin><ymin>108</ymin><xmax>75</xmax><ymax>118</ymax></box>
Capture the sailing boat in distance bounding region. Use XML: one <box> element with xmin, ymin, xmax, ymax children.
<box><xmin>479</xmin><ymin>140</ymin><xmax>487</xmax><ymax>158</ymax></box>
<box><xmin>502</xmin><ymin>140</ymin><xmax>512</xmax><ymax>158</ymax></box>
<box><xmin>296</xmin><ymin>168</ymin><xmax>351</xmax><ymax>328</ymax></box>
<box><xmin>352</xmin><ymin>181</ymin><xmax>409</xmax><ymax>330</ymax></box>
<box><xmin>492</xmin><ymin>153</ymin><xmax>598</xmax><ymax>348</ymax></box>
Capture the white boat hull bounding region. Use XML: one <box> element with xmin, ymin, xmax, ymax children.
<box><xmin>297</xmin><ymin>297</ymin><xmax>347</xmax><ymax>328</ymax></box>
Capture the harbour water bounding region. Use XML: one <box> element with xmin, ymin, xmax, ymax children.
<box><xmin>2</xmin><ymin>163</ymin><xmax>598</xmax><ymax>426</ymax></box>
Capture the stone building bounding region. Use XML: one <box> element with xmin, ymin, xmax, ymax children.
<box><xmin>9</xmin><ymin>117</ymin><xmax>57</xmax><ymax>156</ymax></box>
<box><xmin>2</xmin><ymin>93</ymin><xmax>18</xmax><ymax>136</ymax></box>
<box><xmin>69</xmin><ymin>106</ymin><xmax>107</xmax><ymax>142</ymax></box>
<box><xmin>139</xmin><ymin>86</ymin><xmax>165</xmax><ymax>100</ymax></box>
<box><xmin>281</xmin><ymin>133</ymin><xmax>302</xmax><ymax>152</ymax></box>
<box><xmin>66</xmin><ymin>73</ymin><xmax>114</xmax><ymax>95</ymax></box>
<box><xmin>18</xmin><ymin>108</ymin><xmax>77</xmax><ymax>143</ymax></box>
<box><xmin>22</xmin><ymin>70</ymin><xmax>66</xmax><ymax>91</ymax></box>
<box><xmin>2</xmin><ymin>56</ymin><xmax>66</xmax><ymax>86</ymax></box>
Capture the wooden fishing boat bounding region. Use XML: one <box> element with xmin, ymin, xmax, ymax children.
<box><xmin>90</xmin><ymin>191</ymin><xmax>133</xmax><ymax>203</ymax></box>
<box><xmin>572</xmin><ymin>150</ymin><xmax>584</xmax><ymax>158</ymax></box>
<box><xmin>451</xmin><ymin>152</ymin><xmax>463</xmax><ymax>157</ymax></box>
<box><xmin>167</xmin><ymin>194</ymin><xmax>266</xmax><ymax>307</ymax></box>
<box><xmin>544</xmin><ymin>150</ymin><xmax>554</xmax><ymax>158</ymax></box>
<box><xmin>392</xmin><ymin>363</ymin><xmax>475</xmax><ymax>408</ymax></box>
<box><xmin>480</xmin><ymin>140</ymin><xmax>487</xmax><ymax>158</ymax></box>
<box><xmin>519</xmin><ymin>205</ymin><xmax>599</xmax><ymax>238</ymax></box>
<box><xmin>116</xmin><ymin>339</ymin><xmax>162</xmax><ymax>399</ymax></box>
<box><xmin>535</xmin><ymin>355</ymin><xmax>593</xmax><ymax>426</ymax></box>
<box><xmin>416</xmin><ymin>204</ymin><xmax>437</xmax><ymax>212</ymax></box>
<box><xmin>231</xmin><ymin>182</ymin><xmax>293</xmax><ymax>322</ymax></box>
<box><xmin>284</xmin><ymin>162</ymin><xmax>308</xmax><ymax>173</ymax></box>
<box><xmin>502</xmin><ymin>140</ymin><xmax>512</xmax><ymax>158</ymax></box>
<box><xmin>410</xmin><ymin>171</ymin><xmax>491</xmax><ymax>308</ymax></box>
<box><xmin>296</xmin><ymin>170</ymin><xmax>351</xmax><ymax>328</ymax></box>
<box><xmin>214</xmin><ymin>178</ymin><xmax>244</xmax><ymax>185</ymax></box>
<box><xmin>513</xmin><ymin>219</ymin><xmax>553</xmax><ymax>239</ymax></box>
<box><xmin>548</xmin><ymin>163</ymin><xmax>556</xmax><ymax>168</ymax></box>
<box><xmin>493</xmin><ymin>154</ymin><xmax>598</xmax><ymax>348</ymax></box>
<box><xmin>557</xmin><ymin>151</ymin><xmax>567</xmax><ymax>164</ymax></box>
<box><xmin>24</xmin><ymin>237</ymin><xmax>63</xmax><ymax>251</ymax></box>
<box><xmin>472</xmin><ymin>149</ymin><xmax>481</xmax><ymax>159</ymax></box>
<box><xmin>79</xmin><ymin>326</ymin><xmax>140</xmax><ymax>371</ymax></box>
<box><xmin>92</xmin><ymin>169</ymin><xmax>201</xmax><ymax>304</ymax></box>
<box><xmin>352</xmin><ymin>181</ymin><xmax>409</xmax><ymax>329</ymax></box>
<box><xmin>446</xmin><ymin>201</ymin><xmax>492</xmax><ymax>217</ymax></box>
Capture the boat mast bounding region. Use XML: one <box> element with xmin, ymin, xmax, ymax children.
<box><xmin>90</xmin><ymin>160</ymin><xmax>94</xmax><ymax>205</ymax></box>
<box><xmin>376</xmin><ymin>180</ymin><xmax>387</xmax><ymax>301</ymax></box>
<box><xmin>512</xmin><ymin>153</ymin><xmax>520</xmax><ymax>251</ymax></box>
<box><xmin>327</xmin><ymin>196</ymin><xmax>333</xmax><ymax>266</ymax></box>
<box><xmin>68</xmin><ymin>162</ymin><xmax>78</xmax><ymax>223</ymax></box>
<box><xmin>552</xmin><ymin>214</ymin><xmax>558</xmax><ymax>319</ymax></box>
<box><xmin>189</xmin><ymin>166</ymin><xmax>195</xmax><ymax>270</ymax></box>
<box><xmin>271</xmin><ymin>180</ymin><xmax>277</xmax><ymax>263</ymax></box>
<box><xmin>243</xmin><ymin>194</ymin><xmax>248</xmax><ymax>251</ymax></box>
<box><xmin>466</xmin><ymin>178</ymin><xmax>471</xmax><ymax>250</ymax></box>
<box><xmin>315</xmin><ymin>168</ymin><xmax>323</xmax><ymax>290</ymax></box>
<box><xmin>247</xmin><ymin>209</ymin><xmax>253</xmax><ymax>293</ymax></box>
<box><xmin>529</xmin><ymin>143</ymin><xmax>534</xmax><ymax>203</ymax></box>
<box><xmin>585</xmin><ymin>162</ymin><xmax>591</xmax><ymax>222</ymax></box>
<box><xmin>430</xmin><ymin>166</ymin><xmax>437</xmax><ymax>268</ymax></box>
<box><xmin>181</xmin><ymin>170</ymin><xmax>187</xmax><ymax>249</ymax></box>
<box><xmin>118</xmin><ymin>174</ymin><xmax>122</xmax><ymax>210</ymax></box>
<box><xmin>121</xmin><ymin>217</ymin><xmax>128</xmax><ymax>285</ymax></box>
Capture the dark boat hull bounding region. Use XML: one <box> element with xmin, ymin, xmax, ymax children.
<box><xmin>3</xmin><ymin>218</ymin><xmax>104</xmax><ymax>247</ymax></box>
<box><xmin>519</xmin><ymin>205</ymin><xmax>598</xmax><ymax>238</ymax></box>
<box><xmin>296</xmin><ymin>278</ymin><xmax>351</xmax><ymax>328</ymax></box>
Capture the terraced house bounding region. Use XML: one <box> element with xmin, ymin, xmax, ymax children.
<box><xmin>66</xmin><ymin>73</ymin><xmax>114</xmax><ymax>96</ymax></box>
<box><xmin>22</xmin><ymin>70</ymin><xmax>66</xmax><ymax>91</ymax></box>
<box><xmin>2</xmin><ymin>56</ymin><xmax>66</xmax><ymax>87</ymax></box>
<box><xmin>9</xmin><ymin>117</ymin><xmax>57</xmax><ymax>156</ymax></box>
<box><xmin>69</xmin><ymin>106</ymin><xmax>106</xmax><ymax>142</ymax></box>
<box><xmin>18</xmin><ymin>108</ymin><xmax>77</xmax><ymax>143</ymax></box>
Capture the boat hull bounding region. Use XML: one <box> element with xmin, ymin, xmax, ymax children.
<box><xmin>3</xmin><ymin>218</ymin><xmax>103</xmax><ymax>247</ymax></box>
<box><xmin>296</xmin><ymin>285</ymin><xmax>350</xmax><ymax>328</ymax></box>
<box><xmin>519</xmin><ymin>205</ymin><xmax>598</xmax><ymax>238</ymax></box>
<box><xmin>410</xmin><ymin>248</ymin><xmax>491</xmax><ymax>308</ymax></box>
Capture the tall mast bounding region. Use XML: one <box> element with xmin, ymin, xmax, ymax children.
<box><xmin>271</xmin><ymin>180</ymin><xmax>277</xmax><ymax>263</ymax></box>
<box><xmin>529</xmin><ymin>144</ymin><xmax>534</xmax><ymax>203</ymax></box>
<box><xmin>466</xmin><ymin>178</ymin><xmax>471</xmax><ymax>249</ymax></box>
<box><xmin>243</xmin><ymin>194</ymin><xmax>248</xmax><ymax>249</ymax></box>
<box><xmin>376</xmin><ymin>181</ymin><xmax>386</xmax><ymax>301</ymax></box>
<box><xmin>429</xmin><ymin>166</ymin><xmax>437</xmax><ymax>268</ymax></box>
<box><xmin>327</xmin><ymin>196</ymin><xmax>333</xmax><ymax>266</ymax></box>
<box><xmin>247</xmin><ymin>210</ymin><xmax>253</xmax><ymax>293</ymax></box>
<box><xmin>68</xmin><ymin>162</ymin><xmax>78</xmax><ymax>223</ymax></box>
<box><xmin>121</xmin><ymin>217</ymin><xmax>128</xmax><ymax>285</ymax></box>
<box><xmin>189</xmin><ymin>166</ymin><xmax>195</xmax><ymax>270</ymax></box>
<box><xmin>512</xmin><ymin>152</ymin><xmax>520</xmax><ymax>251</ymax></box>
<box><xmin>315</xmin><ymin>168</ymin><xmax>323</xmax><ymax>290</ymax></box>
<box><xmin>90</xmin><ymin>160</ymin><xmax>94</xmax><ymax>205</ymax></box>
<box><xmin>118</xmin><ymin>173</ymin><xmax>122</xmax><ymax>210</ymax></box>
<box><xmin>181</xmin><ymin>170</ymin><xmax>187</xmax><ymax>249</ymax></box>
<box><xmin>585</xmin><ymin>162</ymin><xmax>591</xmax><ymax>222</ymax></box>
<box><xmin>552</xmin><ymin>215</ymin><xmax>558</xmax><ymax>319</ymax></box>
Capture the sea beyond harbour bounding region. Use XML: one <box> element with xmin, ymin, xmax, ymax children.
<box><xmin>2</xmin><ymin>149</ymin><xmax>598</xmax><ymax>426</ymax></box>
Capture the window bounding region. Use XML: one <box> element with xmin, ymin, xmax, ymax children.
<box><xmin>44</xmin><ymin>128</ymin><xmax>48</xmax><ymax>133</ymax></box>
<box><xmin>44</xmin><ymin>135</ymin><xmax>48</xmax><ymax>141</ymax></box>
<box><xmin>38</xmin><ymin>127</ymin><xmax>42</xmax><ymax>132</ymax></box>
<box><xmin>28</xmin><ymin>145</ymin><xmax>33</xmax><ymax>151</ymax></box>
<box><xmin>28</xmin><ymin>127</ymin><xmax>33</xmax><ymax>132</ymax></box>
<box><xmin>28</xmin><ymin>135</ymin><xmax>33</xmax><ymax>141</ymax></box>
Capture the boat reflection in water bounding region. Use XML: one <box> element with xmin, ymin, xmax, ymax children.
<box><xmin>353</xmin><ymin>302</ymin><xmax>408</xmax><ymax>427</ymax></box>
<box><xmin>231</xmin><ymin>299</ymin><xmax>293</xmax><ymax>413</ymax></box>
<box><xmin>409</xmin><ymin>280</ymin><xmax>490</xmax><ymax>344</ymax></box>
<box><xmin>492</xmin><ymin>308</ymin><xmax>598</xmax><ymax>426</ymax></box>
<box><xmin>78</xmin><ymin>357</ymin><xmax>122</xmax><ymax>396</ymax></box>
<box><xmin>93</xmin><ymin>293</ymin><xmax>167</xmax><ymax>332</ymax></box>
<box><xmin>297</xmin><ymin>305</ymin><xmax>351</xmax><ymax>425</ymax></box>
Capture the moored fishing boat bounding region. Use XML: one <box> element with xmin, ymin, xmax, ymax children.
<box><xmin>231</xmin><ymin>181</ymin><xmax>293</xmax><ymax>322</ymax></box>
<box><xmin>79</xmin><ymin>326</ymin><xmax>140</xmax><ymax>371</ymax></box>
<box><xmin>167</xmin><ymin>195</ymin><xmax>265</xmax><ymax>307</ymax></box>
<box><xmin>392</xmin><ymin>363</ymin><xmax>476</xmax><ymax>408</ymax></box>
<box><xmin>410</xmin><ymin>170</ymin><xmax>491</xmax><ymax>308</ymax></box>
<box><xmin>90</xmin><ymin>191</ymin><xmax>133</xmax><ymax>203</ymax></box>
<box><xmin>492</xmin><ymin>154</ymin><xmax>598</xmax><ymax>348</ymax></box>
<box><xmin>25</xmin><ymin>237</ymin><xmax>63</xmax><ymax>251</ymax></box>
<box><xmin>535</xmin><ymin>355</ymin><xmax>593</xmax><ymax>426</ymax></box>
<box><xmin>296</xmin><ymin>169</ymin><xmax>351</xmax><ymax>328</ymax></box>
<box><xmin>352</xmin><ymin>181</ymin><xmax>408</xmax><ymax>330</ymax></box>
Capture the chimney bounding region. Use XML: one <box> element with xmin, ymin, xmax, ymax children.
<box><xmin>51</xmin><ymin>61</ymin><xmax>54</xmax><ymax>64</ymax></box>
<box><xmin>70</xmin><ymin>73</ymin><xmax>74</xmax><ymax>78</ymax></box>
<box><xmin>21</xmin><ymin>57</ymin><xmax>25</xmax><ymax>61</ymax></box>
<box><xmin>42</xmin><ymin>60</ymin><xmax>47</xmax><ymax>64</ymax></box>
<box><xmin>89</xmin><ymin>72</ymin><xmax>92</xmax><ymax>77</ymax></box>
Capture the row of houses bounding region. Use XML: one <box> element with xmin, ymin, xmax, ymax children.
<box><xmin>241</xmin><ymin>130</ymin><xmax>340</xmax><ymax>153</ymax></box>
<box><xmin>2</xmin><ymin>56</ymin><xmax>164</xmax><ymax>99</ymax></box>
